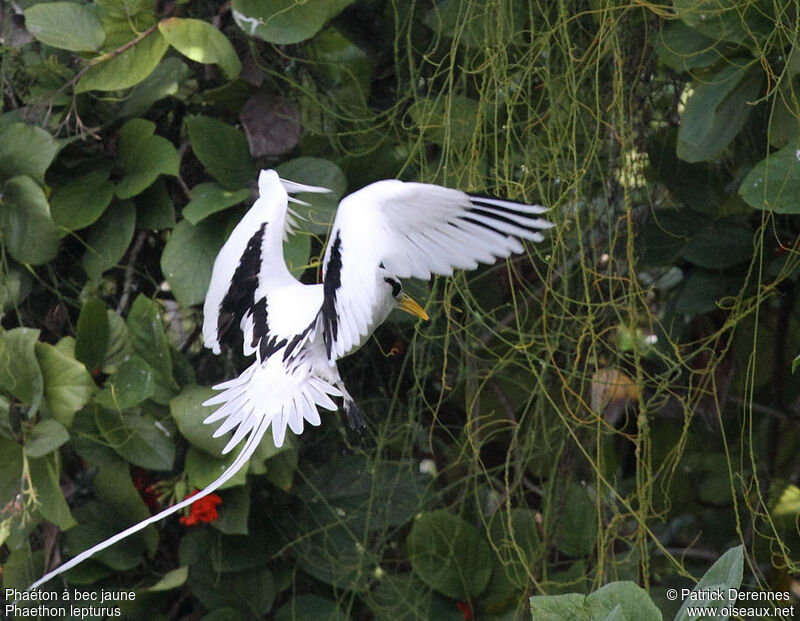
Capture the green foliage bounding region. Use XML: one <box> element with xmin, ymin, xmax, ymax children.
<box><xmin>3</xmin><ymin>0</ymin><xmax>800</xmax><ymax>619</ymax></box>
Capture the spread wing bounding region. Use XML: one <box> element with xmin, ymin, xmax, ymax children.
<box><xmin>202</xmin><ymin>169</ymin><xmax>330</xmax><ymax>356</ymax></box>
<box><xmin>318</xmin><ymin>180</ymin><xmax>553</xmax><ymax>362</ymax></box>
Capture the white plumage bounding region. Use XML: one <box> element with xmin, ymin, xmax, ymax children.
<box><xmin>25</xmin><ymin>168</ymin><xmax>552</xmax><ymax>592</ymax></box>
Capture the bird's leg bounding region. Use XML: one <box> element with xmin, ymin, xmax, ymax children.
<box><xmin>335</xmin><ymin>381</ymin><xmax>366</xmax><ymax>430</ymax></box>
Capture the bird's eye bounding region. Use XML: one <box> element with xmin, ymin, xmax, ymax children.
<box><xmin>383</xmin><ymin>277</ymin><xmax>402</xmax><ymax>297</ymax></box>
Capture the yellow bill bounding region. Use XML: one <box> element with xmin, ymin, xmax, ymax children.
<box><xmin>397</xmin><ymin>292</ymin><xmax>429</xmax><ymax>320</ymax></box>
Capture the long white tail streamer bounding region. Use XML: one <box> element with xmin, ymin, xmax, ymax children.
<box><xmin>25</xmin><ymin>415</ymin><xmax>271</xmax><ymax>592</ymax></box>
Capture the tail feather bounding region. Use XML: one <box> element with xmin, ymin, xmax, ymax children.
<box><xmin>202</xmin><ymin>352</ymin><xmax>342</xmax><ymax>453</ymax></box>
<box><xmin>24</xmin><ymin>415</ymin><xmax>272</xmax><ymax>593</ymax></box>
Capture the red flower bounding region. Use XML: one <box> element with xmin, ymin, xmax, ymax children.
<box><xmin>456</xmin><ymin>601</ymin><xmax>472</xmax><ymax>621</ymax></box>
<box><xmin>179</xmin><ymin>489</ymin><xmax>222</xmax><ymax>526</ymax></box>
<box><xmin>131</xmin><ymin>467</ymin><xmax>160</xmax><ymax>512</ymax></box>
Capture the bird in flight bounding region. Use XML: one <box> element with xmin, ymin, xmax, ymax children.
<box><xmin>25</xmin><ymin>169</ymin><xmax>552</xmax><ymax>591</ymax></box>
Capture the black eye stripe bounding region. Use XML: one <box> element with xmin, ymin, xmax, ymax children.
<box><xmin>383</xmin><ymin>277</ymin><xmax>401</xmax><ymax>297</ymax></box>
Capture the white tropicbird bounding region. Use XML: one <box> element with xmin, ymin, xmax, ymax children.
<box><xmin>25</xmin><ymin>169</ymin><xmax>552</xmax><ymax>591</ymax></box>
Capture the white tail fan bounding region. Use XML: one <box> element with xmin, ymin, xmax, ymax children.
<box><xmin>24</xmin><ymin>415</ymin><xmax>271</xmax><ymax>592</ymax></box>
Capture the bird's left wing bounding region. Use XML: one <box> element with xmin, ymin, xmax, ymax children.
<box><xmin>319</xmin><ymin>180</ymin><xmax>553</xmax><ymax>361</ymax></box>
<box><xmin>202</xmin><ymin>169</ymin><xmax>329</xmax><ymax>355</ymax></box>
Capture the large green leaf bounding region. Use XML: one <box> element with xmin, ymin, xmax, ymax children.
<box><xmin>680</xmin><ymin>220</ymin><xmax>753</xmax><ymax>268</ymax></box>
<box><xmin>274</xmin><ymin>595</ymin><xmax>347</xmax><ymax>621</ymax></box>
<box><xmin>182</xmin><ymin>182</ymin><xmax>250</xmax><ymax>225</ymax></box>
<box><xmin>135</xmin><ymin>180</ymin><xmax>176</xmax><ymax>230</ymax></box>
<box><xmin>184</xmin><ymin>445</ymin><xmax>248</xmax><ymax>490</ymax></box>
<box><xmin>275</xmin><ymin>157</ymin><xmax>346</xmax><ymax>234</ymax></box>
<box><xmin>75</xmin><ymin>298</ymin><xmax>110</xmax><ymax>374</ymax></box>
<box><xmin>96</xmin><ymin>355</ymin><xmax>155</xmax><ymax>409</ymax></box>
<box><xmin>158</xmin><ymin>17</ymin><xmax>241</xmax><ymax>79</ymax></box>
<box><xmin>116</xmin><ymin>118</ymin><xmax>180</xmax><ymax>199</ymax></box>
<box><xmin>117</xmin><ymin>57</ymin><xmax>190</xmax><ymax>119</ymax></box>
<box><xmin>126</xmin><ymin>295</ymin><xmax>173</xmax><ymax>381</ymax></box>
<box><xmin>36</xmin><ymin>338</ymin><xmax>95</xmax><ymax>427</ymax></box>
<box><xmin>24</xmin><ymin>2</ymin><xmax>105</xmax><ymax>52</ymax></box>
<box><xmin>0</xmin><ymin>266</ymin><xmax>33</xmax><ymax>313</ymax></box>
<box><xmin>25</xmin><ymin>419</ymin><xmax>70</xmax><ymax>458</ymax></box>
<box><xmin>77</xmin><ymin>29</ymin><xmax>169</xmax><ymax>93</ymax></box>
<box><xmin>739</xmin><ymin>143</ymin><xmax>800</xmax><ymax>213</ymax></box>
<box><xmin>0</xmin><ymin>436</ymin><xmax>24</xmax><ymax>509</ymax></box>
<box><xmin>654</xmin><ymin>21</ymin><xmax>726</xmax><ymax>72</ymax></box>
<box><xmin>187</xmin><ymin>562</ymin><xmax>275</xmax><ymax>615</ymax></box>
<box><xmin>673</xmin><ymin>0</ymin><xmax>773</xmax><ymax>45</ymax></box>
<box><xmin>406</xmin><ymin>510</ymin><xmax>493</xmax><ymax>600</ymax></box>
<box><xmin>185</xmin><ymin>115</ymin><xmax>256</xmax><ymax>189</ymax></box>
<box><xmin>408</xmin><ymin>95</ymin><xmax>480</xmax><ymax>150</ymax></box>
<box><xmin>1</xmin><ymin>176</ymin><xmax>60</xmax><ymax>265</ymax></box>
<box><xmin>529</xmin><ymin>581</ymin><xmax>663</xmax><ymax>621</ymax></box>
<box><xmin>95</xmin><ymin>408</ymin><xmax>176</xmax><ymax>471</ymax></box>
<box><xmin>50</xmin><ymin>170</ymin><xmax>115</xmax><ymax>231</ymax></box>
<box><xmin>82</xmin><ymin>201</ymin><xmax>136</xmax><ymax>280</ymax></box>
<box><xmin>674</xmin><ymin>545</ymin><xmax>743</xmax><ymax>621</ymax></box>
<box><xmin>0</xmin><ymin>327</ymin><xmax>44</xmax><ymax>415</ymax></box>
<box><xmin>0</xmin><ymin>123</ymin><xmax>58</xmax><ymax>184</ymax></box>
<box><xmin>29</xmin><ymin>453</ymin><xmax>77</xmax><ymax>530</ymax></box>
<box><xmin>556</xmin><ymin>483</ymin><xmax>598</xmax><ymax>557</ymax></box>
<box><xmin>677</xmin><ymin>63</ymin><xmax>762</xmax><ymax>163</ymax></box>
<box><xmin>170</xmin><ymin>385</ymin><xmax>228</xmax><ymax>455</ymax></box>
<box><xmin>93</xmin><ymin>454</ymin><xmax>158</xmax><ymax>556</ymax></box>
<box><xmin>231</xmin><ymin>0</ymin><xmax>356</xmax><ymax>44</ymax></box>
<box><xmin>161</xmin><ymin>219</ymin><xmax>225</xmax><ymax>307</ymax></box>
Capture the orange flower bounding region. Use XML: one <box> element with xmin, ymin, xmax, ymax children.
<box><xmin>179</xmin><ymin>489</ymin><xmax>222</xmax><ymax>526</ymax></box>
<box><xmin>456</xmin><ymin>601</ymin><xmax>472</xmax><ymax>621</ymax></box>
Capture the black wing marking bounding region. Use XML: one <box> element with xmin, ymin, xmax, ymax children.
<box><xmin>217</xmin><ymin>223</ymin><xmax>266</xmax><ymax>351</ymax></box>
<box><xmin>320</xmin><ymin>230</ymin><xmax>343</xmax><ymax>359</ymax></box>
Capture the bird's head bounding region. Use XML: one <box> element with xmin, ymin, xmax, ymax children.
<box><xmin>383</xmin><ymin>276</ymin><xmax>429</xmax><ymax>320</ymax></box>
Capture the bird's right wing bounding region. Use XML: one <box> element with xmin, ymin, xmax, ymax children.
<box><xmin>318</xmin><ymin>180</ymin><xmax>553</xmax><ymax>361</ymax></box>
<box><xmin>202</xmin><ymin>169</ymin><xmax>330</xmax><ymax>356</ymax></box>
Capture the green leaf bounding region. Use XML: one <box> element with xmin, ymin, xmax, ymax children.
<box><xmin>0</xmin><ymin>327</ymin><xmax>44</xmax><ymax>415</ymax></box>
<box><xmin>171</xmin><ymin>385</ymin><xmax>229</xmax><ymax>455</ymax></box>
<box><xmin>25</xmin><ymin>419</ymin><xmax>70</xmax><ymax>458</ymax></box>
<box><xmin>673</xmin><ymin>0</ymin><xmax>773</xmax><ymax>45</ymax></box>
<box><xmin>158</xmin><ymin>17</ymin><xmax>241</xmax><ymax>80</ymax></box>
<box><xmin>187</xmin><ymin>563</ymin><xmax>275</xmax><ymax>615</ymax></box>
<box><xmin>82</xmin><ymin>201</ymin><xmax>136</xmax><ymax>280</ymax></box>
<box><xmin>161</xmin><ymin>219</ymin><xmax>225</xmax><ymax>307</ymax></box>
<box><xmin>275</xmin><ymin>157</ymin><xmax>347</xmax><ymax>234</ymax></box>
<box><xmin>95</xmin><ymin>408</ymin><xmax>176</xmax><ymax>471</ymax></box>
<box><xmin>407</xmin><ymin>510</ymin><xmax>493</xmax><ymax>599</ymax></box>
<box><xmin>0</xmin><ymin>436</ymin><xmax>24</xmax><ymax>509</ymax></box>
<box><xmin>231</xmin><ymin>0</ymin><xmax>356</xmax><ymax>44</ymax></box>
<box><xmin>654</xmin><ymin>21</ymin><xmax>726</xmax><ymax>72</ymax></box>
<box><xmin>185</xmin><ymin>115</ymin><xmax>256</xmax><ymax>189</ymax></box>
<box><xmin>92</xmin><ymin>454</ymin><xmax>157</xmax><ymax>556</ymax></box>
<box><xmin>75</xmin><ymin>298</ymin><xmax>110</xmax><ymax>374</ymax></box>
<box><xmin>275</xmin><ymin>595</ymin><xmax>347</xmax><ymax>621</ymax></box>
<box><xmin>77</xmin><ymin>29</ymin><xmax>169</xmax><ymax>93</ymax></box>
<box><xmin>103</xmin><ymin>309</ymin><xmax>133</xmax><ymax>374</ymax></box>
<box><xmin>556</xmin><ymin>483</ymin><xmax>598</xmax><ymax>557</ymax></box>
<box><xmin>0</xmin><ymin>123</ymin><xmax>58</xmax><ymax>184</ymax></box>
<box><xmin>529</xmin><ymin>581</ymin><xmax>663</xmax><ymax>621</ymax></box>
<box><xmin>36</xmin><ymin>338</ymin><xmax>95</xmax><ymax>427</ymax></box>
<box><xmin>1</xmin><ymin>176</ymin><xmax>60</xmax><ymax>265</ymax></box>
<box><xmin>29</xmin><ymin>453</ymin><xmax>77</xmax><ymax>529</ymax></box>
<box><xmin>135</xmin><ymin>180</ymin><xmax>176</xmax><ymax>229</ymax></box>
<box><xmin>146</xmin><ymin>566</ymin><xmax>189</xmax><ymax>592</ymax></box>
<box><xmin>739</xmin><ymin>143</ymin><xmax>800</xmax><ymax>213</ymax></box>
<box><xmin>96</xmin><ymin>355</ymin><xmax>155</xmax><ymax>409</ymax></box>
<box><xmin>185</xmin><ymin>445</ymin><xmax>248</xmax><ymax>490</ymax></box>
<box><xmin>116</xmin><ymin>118</ymin><xmax>180</xmax><ymax>199</ymax></box>
<box><xmin>63</xmin><ymin>500</ymin><xmax>146</xmax><ymax>571</ymax></box>
<box><xmin>677</xmin><ymin>63</ymin><xmax>762</xmax><ymax>163</ymax></box>
<box><xmin>126</xmin><ymin>295</ymin><xmax>173</xmax><ymax>382</ymax></box>
<box><xmin>283</xmin><ymin>233</ymin><xmax>311</xmax><ymax>279</ymax></box>
<box><xmin>212</xmin><ymin>486</ymin><xmax>250</xmax><ymax>535</ymax></box>
<box><xmin>24</xmin><ymin>2</ymin><xmax>105</xmax><ymax>51</ymax></box>
<box><xmin>674</xmin><ymin>546</ymin><xmax>743</xmax><ymax>621</ymax></box>
<box><xmin>0</xmin><ymin>266</ymin><xmax>33</xmax><ymax>313</ymax></box>
<box><xmin>50</xmin><ymin>170</ymin><xmax>115</xmax><ymax>231</ymax></box>
<box><xmin>182</xmin><ymin>182</ymin><xmax>250</xmax><ymax>225</ymax></box>
<box><xmin>117</xmin><ymin>57</ymin><xmax>190</xmax><ymax>119</ymax></box>
<box><xmin>680</xmin><ymin>220</ymin><xmax>753</xmax><ymax>268</ymax></box>
<box><xmin>305</xmin><ymin>27</ymin><xmax>371</xmax><ymax>113</ymax></box>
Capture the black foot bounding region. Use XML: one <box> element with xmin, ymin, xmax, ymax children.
<box><xmin>345</xmin><ymin>400</ymin><xmax>366</xmax><ymax>430</ymax></box>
